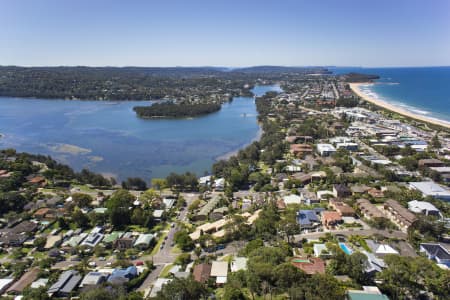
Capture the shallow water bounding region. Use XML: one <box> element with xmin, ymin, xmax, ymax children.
<box><xmin>0</xmin><ymin>85</ymin><xmax>280</xmax><ymax>181</ymax></box>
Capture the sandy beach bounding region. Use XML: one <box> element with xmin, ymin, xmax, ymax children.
<box><xmin>350</xmin><ymin>83</ymin><xmax>450</xmax><ymax>129</ymax></box>
<box><xmin>215</xmin><ymin>127</ymin><xmax>264</xmax><ymax>161</ymax></box>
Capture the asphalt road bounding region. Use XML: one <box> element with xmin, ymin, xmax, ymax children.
<box><xmin>137</xmin><ymin>192</ymin><xmax>198</xmax><ymax>297</ymax></box>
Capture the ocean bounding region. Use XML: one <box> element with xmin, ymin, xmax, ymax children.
<box><xmin>330</xmin><ymin>66</ymin><xmax>450</xmax><ymax>123</ymax></box>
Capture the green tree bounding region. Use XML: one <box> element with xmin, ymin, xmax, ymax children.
<box><xmin>174</xmin><ymin>230</ymin><xmax>194</xmax><ymax>251</ymax></box>
<box><xmin>33</xmin><ymin>236</ymin><xmax>47</xmax><ymax>251</ymax></box>
<box><xmin>151</xmin><ymin>178</ymin><xmax>167</xmax><ymax>193</ymax></box>
<box><xmin>154</xmin><ymin>277</ymin><xmax>207</xmax><ymax>300</ymax></box>
<box><xmin>377</xmin><ymin>255</ymin><xmax>450</xmax><ymax>299</ymax></box>
<box><xmin>122</xmin><ymin>177</ymin><xmax>147</xmax><ymax>190</ymax></box>
<box><xmin>223</xmin><ymin>287</ymin><xmax>248</xmax><ymax>300</ymax></box>
<box><xmin>72</xmin><ymin>208</ymin><xmax>90</xmax><ymax>229</ymax></box>
<box><xmin>430</xmin><ymin>133</ymin><xmax>441</xmax><ymax>149</ymax></box>
<box><xmin>72</xmin><ymin>193</ymin><xmax>93</xmax><ymax>208</ymax></box>
<box><xmin>106</xmin><ymin>189</ymin><xmax>135</xmax><ymax>228</ymax></box>
<box><xmin>22</xmin><ymin>286</ymin><xmax>51</xmax><ymax>300</ymax></box>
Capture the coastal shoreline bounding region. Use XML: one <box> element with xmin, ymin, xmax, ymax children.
<box><xmin>215</xmin><ymin>126</ymin><xmax>264</xmax><ymax>161</ymax></box>
<box><xmin>349</xmin><ymin>83</ymin><xmax>450</xmax><ymax>129</ymax></box>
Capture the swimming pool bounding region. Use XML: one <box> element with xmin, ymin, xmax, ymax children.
<box><xmin>339</xmin><ymin>243</ymin><xmax>353</xmax><ymax>255</ymax></box>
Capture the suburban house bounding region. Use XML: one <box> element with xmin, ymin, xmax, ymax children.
<box><xmin>193</xmin><ymin>263</ymin><xmax>212</xmax><ymax>283</ymax></box>
<box><xmin>321</xmin><ymin>211</ymin><xmax>343</xmax><ymax>228</ymax></box>
<box><xmin>366</xmin><ymin>240</ymin><xmax>399</xmax><ymax>257</ymax></box>
<box><xmin>419</xmin><ymin>243</ymin><xmax>450</xmax><ymax>267</ymax></box>
<box><xmin>361</xmin><ymin>251</ymin><xmax>386</xmax><ymax>274</ymax></box>
<box><xmin>383</xmin><ymin>200</ymin><xmax>417</xmax><ymax>231</ymax></box>
<box><xmin>214</xmin><ymin>178</ymin><xmax>225</xmax><ymax>191</ymax></box>
<box><xmin>418</xmin><ymin>158</ymin><xmax>444</xmax><ymax>168</ymax></box>
<box><xmin>107</xmin><ymin>266</ymin><xmax>138</xmax><ymax>285</ymax></box>
<box><xmin>283</xmin><ymin>194</ymin><xmax>302</xmax><ymax>205</ymax></box>
<box><xmin>149</xmin><ymin>278</ymin><xmax>172</xmax><ymax>298</ymax></box>
<box><xmin>0</xmin><ymin>279</ymin><xmax>14</xmax><ymax>295</ymax></box>
<box><xmin>367</xmin><ymin>188</ymin><xmax>384</xmax><ymax>198</ymax></box>
<box><xmin>195</xmin><ymin>196</ymin><xmax>220</xmax><ymax>221</ymax></box>
<box><xmin>289</xmin><ymin>144</ymin><xmax>313</xmax><ymax>157</ymax></box>
<box><xmin>350</xmin><ymin>184</ymin><xmax>371</xmax><ymax>195</ymax></box>
<box><xmin>33</xmin><ymin>208</ymin><xmax>58</xmax><ymax>221</ymax></box>
<box><xmin>80</xmin><ymin>227</ymin><xmax>104</xmax><ymax>248</ymax></box>
<box><xmin>299</xmin><ymin>190</ymin><xmax>319</xmax><ymax>205</ymax></box>
<box><xmin>336</xmin><ymin>142</ymin><xmax>359</xmax><ymax>151</ymax></box>
<box><xmin>44</xmin><ymin>234</ymin><xmax>63</xmax><ymax>250</ymax></box>
<box><xmin>114</xmin><ymin>235</ymin><xmax>134</xmax><ymax>251</ymax></box>
<box><xmin>210</xmin><ymin>261</ymin><xmax>228</xmax><ymax>285</ymax></box>
<box><xmin>409</xmin><ymin>181</ymin><xmax>450</xmax><ymax>201</ymax></box>
<box><xmin>0</xmin><ymin>233</ymin><xmax>28</xmax><ymax>247</ymax></box>
<box><xmin>333</xmin><ymin>184</ymin><xmax>351</xmax><ymax>198</ymax></box>
<box><xmin>48</xmin><ymin>270</ymin><xmax>82</xmax><ymax>298</ymax></box>
<box><xmin>329</xmin><ymin>199</ymin><xmax>355</xmax><ymax>216</ymax></box>
<box><xmin>80</xmin><ymin>272</ymin><xmax>109</xmax><ymax>287</ymax></box>
<box><xmin>291</xmin><ymin>257</ymin><xmax>326</xmax><ymax>274</ymax></box>
<box><xmin>429</xmin><ymin>166</ymin><xmax>450</xmax><ymax>182</ymax></box>
<box><xmin>407</xmin><ymin>200</ymin><xmax>440</xmax><ymax>217</ymax></box>
<box><xmin>198</xmin><ymin>175</ymin><xmax>211</xmax><ymax>187</ymax></box>
<box><xmin>6</xmin><ymin>267</ymin><xmax>39</xmax><ymax>295</ymax></box>
<box><xmin>231</xmin><ymin>257</ymin><xmax>248</xmax><ymax>272</ymax></box>
<box><xmin>296</xmin><ymin>210</ymin><xmax>321</xmax><ymax>229</ymax></box>
<box><xmin>316</xmin><ymin>143</ymin><xmax>336</xmax><ymax>156</ymax></box>
<box><xmin>102</xmin><ymin>231</ymin><xmax>124</xmax><ymax>246</ymax></box>
<box><xmin>356</xmin><ymin>199</ymin><xmax>385</xmax><ymax>220</ymax></box>
<box><xmin>133</xmin><ymin>233</ymin><xmax>155</xmax><ymax>250</ymax></box>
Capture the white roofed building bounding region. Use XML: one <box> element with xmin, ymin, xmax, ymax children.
<box><xmin>408</xmin><ymin>200</ymin><xmax>440</xmax><ymax>217</ymax></box>
<box><xmin>316</xmin><ymin>144</ymin><xmax>336</xmax><ymax>157</ymax></box>
<box><xmin>409</xmin><ymin>181</ymin><xmax>450</xmax><ymax>201</ymax></box>
<box><xmin>210</xmin><ymin>261</ymin><xmax>228</xmax><ymax>285</ymax></box>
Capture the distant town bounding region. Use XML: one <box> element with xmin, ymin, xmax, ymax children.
<box><xmin>0</xmin><ymin>67</ymin><xmax>449</xmax><ymax>300</ymax></box>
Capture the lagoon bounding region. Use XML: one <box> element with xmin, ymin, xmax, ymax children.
<box><xmin>0</xmin><ymin>85</ymin><xmax>280</xmax><ymax>181</ymax></box>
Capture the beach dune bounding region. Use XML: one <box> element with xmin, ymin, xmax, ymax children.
<box><xmin>350</xmin><ymin>83</ymin><xmax>450</xmax><ymax>129</ymax></box>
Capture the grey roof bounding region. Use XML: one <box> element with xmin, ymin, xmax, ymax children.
<box><xmin>133</xmin><ymin>233</ymin><xmax>154</xmax><ymax>247</ymax></box>
<box><xmin>59</xmin><ymin>274</ymin><xmax>81</xmax><ymax>294</ymax></box>
<box><xmin>421</xmin><ymin>243</ymin><xmax>450</xmax><ymax>260</ymax></box>
<box><xmin>48</xmin><ymin>270</ymin><xmax>81</xmax><ymax>295</ymax></box>
<box><xmin>297</xmin><ymin>210</ymin><xmax>320</xmax><ymax>226</ymax></box>
<box><xmin>80</xmin><ymin>272</ymin><xmax>109</xmax><ymax>287</ymax></box>
<box><xmin>409</xmin><ymin>181</ymin><xmax>450</xmax><ymax>199</ymax></box>
<box><xmin>81</xmin><ymin>232</ymin><xmax>104</xmax><ymax>247</ymax></box>
<box><xmin>198</xmin><ymin>197</ymin><xmax>220</xmax><ymax>216</ymax></box>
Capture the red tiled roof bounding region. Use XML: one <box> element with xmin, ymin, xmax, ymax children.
<box><xmin>193</xmin><ymin>263</ymin><xmax>212</xmax><ymax>283</ymax></box>
<box><xmin>291</xmin><ymin>257</ymin><xmax>325</xmax><ymax>274</ymax></box>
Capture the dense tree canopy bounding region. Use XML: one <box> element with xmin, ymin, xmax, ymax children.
<box><xmin>106</xmin><ymin>189</ymin><xmax>135</xmax><ymax>228</ymax></box>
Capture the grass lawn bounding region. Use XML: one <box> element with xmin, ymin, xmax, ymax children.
<box><xmin>39</xmin><ymin>188</ymin><xmax>58</xmax><ymax>194</ymax></box>
<box><xmin>159</xmin><ymin>263</ymin><xmax>173</xmax><ymax>278</ymax></box>
<box><xmin>127</xmin><ymin>225</ymin><xmax>149</xmax><ymax>233</ymax></box>
<box><xmin>72</xmin><ymin>184</ymin><xmax>97</xmax><ymax>193</ymax></box>
<box><xmin>170</xmin><ymin>245</ymin><xmax>182</xmax><ymax>255</ymax></box>
<box><xmin>218</xmin><ymin>254</ymin><xmax>232</xmax><ymax>262</ymax></box>
<box><xmin>33</xmin><ymin>251</ymin><xmax>48</xmax><ymax>260</ymax></box>
<box><xmin>150</xmin><ymin>230</ymin><xmax>169</xmax><ymax>256</ymax></box>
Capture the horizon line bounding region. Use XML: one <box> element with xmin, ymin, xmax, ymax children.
<box><xmin>1</xmin><ymin>64</ymin><xmax>450</xmax><ymax>69</ymax></box>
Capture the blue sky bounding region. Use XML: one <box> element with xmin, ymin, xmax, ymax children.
<box><xmin>1</xmin><ymin>0</ymin><xmax>449</xmax><ymax>67</ymax></box>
